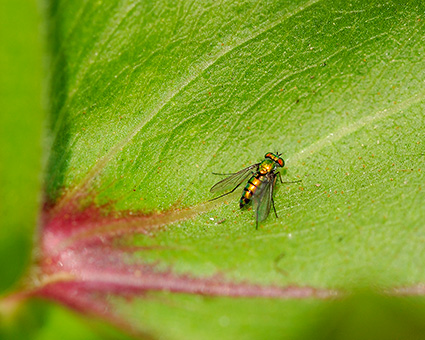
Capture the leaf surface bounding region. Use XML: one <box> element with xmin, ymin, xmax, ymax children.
<box><xmin>5</xmin><ymin>0</ymin><xmax>425</xmax><ymax>339</ymax></box>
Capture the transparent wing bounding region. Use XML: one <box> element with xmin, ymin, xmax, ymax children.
<box><xmin>210</xmin><ymin>164</ymin><xmax>259</xmax><ymax>193</ymax></box>
<box><xmin>253</xmin><ymin>173</ymin><xmax>276</xmax><ymax>225</ymax></box>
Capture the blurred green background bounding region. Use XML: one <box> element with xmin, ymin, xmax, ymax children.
<box><xmin>0</xmin><ymin>0</ymin><xmax>43</xmax><ymax>293</ymax></box>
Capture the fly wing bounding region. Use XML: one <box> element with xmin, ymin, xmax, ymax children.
<box><xmin>210</xmin><ymin>164</ymin><xmax>259</xmax><ymax>193</ymax></box>
<box><xmin>253</xmin><ymin>173</ymin><xmax>276</xmax><ymax>227</ymax></box>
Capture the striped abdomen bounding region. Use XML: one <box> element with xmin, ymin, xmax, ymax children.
<box><xmin>240</xmin><ymin>173</ymin><xmax>266</xmax><ymax>208</ymax></box>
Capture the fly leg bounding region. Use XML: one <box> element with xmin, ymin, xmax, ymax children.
<box><xmin>272</xmin><ymin>197</ymin><xmax>278</xmax><ymax>218</ymax></box>
<box><xmin>273</xmin><ymin>172</ymin><xmax>300</xmax><ymax>220</ymax></box>
<box><xmin>278</xmin><ymin>172</ymin><xmax>283</xmax><ymax>183</ymax></box>
<box><xmin>272</xmin><ymin>175</ymin><xmax>279</xmax><ymax>219</ymax></box>
<box><xmin>278</xmin><ymin>172</ymin><xmax>301</xmax><ymax>185</ymax></box>
<box><xmin>208</xmin><ymin>182</ymin><xmax>244</xmax><ymax>202</ymax></box>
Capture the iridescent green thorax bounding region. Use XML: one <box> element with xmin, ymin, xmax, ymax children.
<box><xmin>259</xmin><ymin>158</ymin><xmax>275</xmax><ymax>175</ymax></box>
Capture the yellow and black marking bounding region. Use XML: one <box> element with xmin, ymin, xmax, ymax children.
<box><xmin>240</xmin><ymin>174</ymin><xmax>265</xmax><ymax>208</ymax></box>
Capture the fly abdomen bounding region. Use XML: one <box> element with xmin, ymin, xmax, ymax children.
<box><xmin>240</xmin><ymin>187</ymin><xmax>254</xmax><ymax>208</ymax></box>
<box><xmin>239</xmin><ymin>174</ymin><xmax>264</xmax><ymax>208</ymax></box>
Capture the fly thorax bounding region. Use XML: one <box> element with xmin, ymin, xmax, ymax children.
<box><xmin>259</xmin><ymin>159</ymin><xmax>274</xmax><ymax>174</ymax></box>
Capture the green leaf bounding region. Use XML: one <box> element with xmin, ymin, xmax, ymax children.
<box><xmin>3</xmin><ymin>0</ymin><xmax>425</xmax><ymax>339</ymax></box>
<box><xmin>0</xmin><ymin>299</ymin><xmax>132</xmax><ymax>340</ymax></box>
<box><xmin>0</xmin><ymin>0</ymin><xmax>43</xmax><ymax>292</ymax></box>
<box><xmin>45</xmin><ymin>0</ymin><xmax>425</xmax><ymax>283</ymax></box>
<box><xmin>294</xmin><ymin>291</ymin><xmax>425</xmax><ymax>340</ymax></box>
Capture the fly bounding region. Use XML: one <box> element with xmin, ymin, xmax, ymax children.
<box><xmin>210</xmin><ymin>152</ymin><xmax>298</xmax><ymax>229</ymax></box>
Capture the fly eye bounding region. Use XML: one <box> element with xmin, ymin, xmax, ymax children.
<box><xmin>278</xmin><ymin>159</ymin><xmax>284</xmax><ymax>167</ymax></box>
